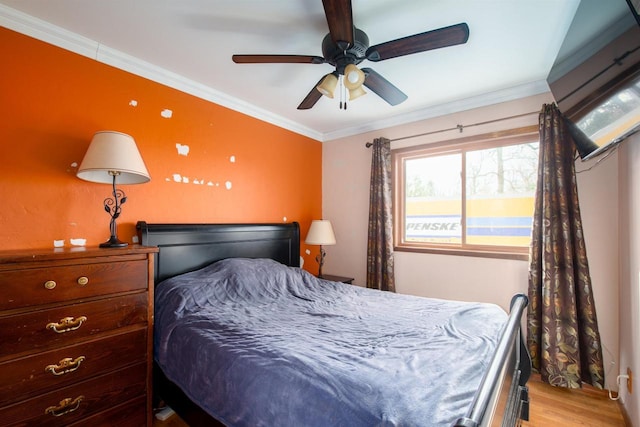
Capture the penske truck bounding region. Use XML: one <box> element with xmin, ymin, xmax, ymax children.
<box><xmin>405</xmin><ymin>195</ymin><xmax>534</xmax><ymax>247</ymax></box>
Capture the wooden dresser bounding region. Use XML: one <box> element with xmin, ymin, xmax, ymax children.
<box><xmin>0</xmin><ymin>245</ymin><xmax>157</xmax><ymax>427</ymax></box>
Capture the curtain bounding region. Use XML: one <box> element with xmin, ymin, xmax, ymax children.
<box><xmin>366</xmin><ymin>137</ymin><xmax>395</xmax><ymax>292</ymax></box>
<box><xmin>527</xmin><ymin>103</ymin><xmax>604</xmax><ymax>389</ymax></box>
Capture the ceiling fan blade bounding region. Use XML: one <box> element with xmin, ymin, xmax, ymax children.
<box><xmin>361</xmin><ymin>68</ymin><xmax>408</xmax><ymax>106</ymax></box>
<box><xmin>233</xmin><ymin>54</ymin><xmax>326</xmax><ymax>64</ymax></box>
<box><xmin>322</xmin><ymin>0</ymin><xmax>354</xmax><ymax>50</ymax></box>
<box><xmin>297</xmin><ymin>75</ymin><xmax>327</xmax><ymax>110</ymax></box>
<box><xmin>366</xmin><ymin>22</ymin><xmax>469</xmax><ymax>62</ymax></box>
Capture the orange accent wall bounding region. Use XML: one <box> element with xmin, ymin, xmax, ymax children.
<box><xmin>0</xmin><ymin>28</ymin><xmax>322</xmax><ymax>270</ymax></box>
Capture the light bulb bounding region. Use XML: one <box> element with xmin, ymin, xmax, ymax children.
<box><xmin>343</xmin><ymin>64</ymin><xmax>365</xmax><ymax>90</ymax></box>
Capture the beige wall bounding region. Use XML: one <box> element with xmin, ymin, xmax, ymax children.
<box><xmin>619</xmin><ymin>132</ymin><xmax>640</xmax><ymax>424</ymax></box>
<box><xmin>323</xmin><ymin>93</ymin><xmax>627</xmax><ymax>398</ymax></box>
<box><xmin>576</xmin><ymin>144</ymin><xmax>621</xmax><ymax>394</ymax></box>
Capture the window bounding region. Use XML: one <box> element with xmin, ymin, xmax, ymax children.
<box><xmin>393</xmin><ymin>127</ymin><xmax>539</xmax><ymax>259</ymax></box>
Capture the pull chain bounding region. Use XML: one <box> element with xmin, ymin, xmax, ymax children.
<box><xmin>339</xmin><ymin>75</ymin><xmax>348</xmax><ymax>110</ymax></box>
<box><xmin>338</xmin><ymin>75</ymin><xmax>342</xmax><ymax>109</ymax></box>
<box><xmin>344</xmin><ymin>80</ymin><xmax>348</xmax><ymax>110</ymax></box>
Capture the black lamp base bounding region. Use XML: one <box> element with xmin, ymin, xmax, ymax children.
<box><xmin>99</xmin><ymin>174</ymin><xmax>129</xmax><ymax>249</ymax></box>
<box><xmin>316</xmin><ymin>246</ymin><xmax>326</xmax><ymax>277</ymax></box>
<box><xmin>99</xmin><ymin>236</ymin><xmax>128</xmax><ymax>248</ymax></box>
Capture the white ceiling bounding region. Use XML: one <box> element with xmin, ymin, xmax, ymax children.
<box><xmin>0</xmin><ymin>0</ymin><xmax>604</xmax><ymax>141</ymax></box>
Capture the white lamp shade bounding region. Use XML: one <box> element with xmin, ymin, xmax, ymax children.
<box><xmin>77</xmin><ymin>131</ymin><xmax>150</xmax><ymax>184</ymax></box>
<box><xmin>305</xmin><ymin>220</ymin><xmax>336</xmax><ymax>245</ymax></box>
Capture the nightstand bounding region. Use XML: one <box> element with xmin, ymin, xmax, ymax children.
<box><xmin>319</xmin><ymin>274</ymin><xmax>354</xmax><ymax>284</ymax></box>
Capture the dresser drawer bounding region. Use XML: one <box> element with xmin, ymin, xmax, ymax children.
<box><xmin>0</xmin><ymin>362</ymin><xmax>147</xmax><ymax>427</ymax></box>
<box><xmin>0</xmin><ymin>328</ymin><xmax>147</xmax><ymax>404</ymax></box>
<box><xmin>68</xmin><ymin>395</ymin><xmax>147</xmax><ymax>427</ymax></box>
<box><xmin>0</xmin><ymin>292</ymin><xmax>148</xmax><ymax>358</ymax></box>
<box><xmin>0</xmin><ymin>259</ymin><xmax>148</xmax><ymax>311</ymax></box>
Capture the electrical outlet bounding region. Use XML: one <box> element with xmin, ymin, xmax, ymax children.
<box><xmin>628</xmin><ymin>368</ymin><xmax>633</xmax><ymax>394</ymax></box>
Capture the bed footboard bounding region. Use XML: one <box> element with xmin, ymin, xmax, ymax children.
<box><xmin>454</xmin><ymin>294</ymin><xmax>530</xmax><ymax>427</ymax></box>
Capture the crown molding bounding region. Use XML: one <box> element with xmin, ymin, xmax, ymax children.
<box><xmin>0</xmin><ymin>4</ymin><xmax>323</xmax><ymax>141</ymax></box>
<box><xmin>322</xmin><ymin>79</ymin><xmax>550</xmax><ymax>141</ymax></box>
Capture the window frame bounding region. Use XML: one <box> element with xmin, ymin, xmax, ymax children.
<box><xmin>392</xmin><ymin>125</ymin><xmax>539</xmax><ymax>261</ymax></box>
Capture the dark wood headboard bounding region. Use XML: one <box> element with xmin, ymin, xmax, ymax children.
<box><xmin>136</xmin><ymin>221</ymin><xmax>300</xmax><ymax>283</ymax></box>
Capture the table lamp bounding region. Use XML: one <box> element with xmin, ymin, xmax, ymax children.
<box><xmin>77</xmin><ymin>131</ymin><xmax>150</xmax><ymax>248</ymax></box>
<box><xmin>305</xmin><ymin>219</ymin><xmax>336</xmax><ymax>277</ymax></box>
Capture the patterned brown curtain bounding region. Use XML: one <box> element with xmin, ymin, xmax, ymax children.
<box><xmin>527</xmin><ymin>103</ymin><xmax>604</xmax><ymax>389</ymax></box>
<box><xmin>366</xmin><ymin>137</ymin><xmax>395</xmax><ymax>292</ymax></box>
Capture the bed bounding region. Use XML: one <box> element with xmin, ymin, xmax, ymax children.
<box><xmin>137</xmin><ymin>221</ymin><xmax>530</xmax><ymax>427</ymax></box>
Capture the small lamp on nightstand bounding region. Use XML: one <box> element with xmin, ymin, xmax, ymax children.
<box><xmin>77</xmin><ymin>131</ymin><xmax>150</xmax><ymax>248</ymax></box>
<box><xmin>305</xmin><ymin>219</ymin><xmax>336</xmax><ymax>278</ymax></box>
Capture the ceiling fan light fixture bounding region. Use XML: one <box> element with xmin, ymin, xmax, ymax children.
<box><xmin>343</xmin><ymin>64</ymin><xmax>365</xmax><ymax>90</ymax></box>
<box><xmin>233</xmin><ymin>2</ymin><xmax>471</xmax><ymax>111</ymax></box>
<box><xmin>316</xmin><ymin>73</ymin><xmax>338</xmax><ymax>98</ymax></box>
<box><xmin>348</xmin><ymin>85</ymin><xmax>367</xmax><ymax>101</ymax></box>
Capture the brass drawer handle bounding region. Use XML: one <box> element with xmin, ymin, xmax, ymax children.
<box><xmin>44</xmin><ymin>280</ymin><xmax>57</xmax><ymax>290</ymax></box>
<box><xmin>77</xmin><ymin>276</ymin><xmax>89</xmax><ymax>286</ymax></box>
<box><xmin>46</xmin><ymin>316</ymin><xmax>87</xmax><ymax>334</ymax></box>
<box><xmin>45</xmin><ymin>356</ymin><xmax>86</xmax><ymax>376</ymax></box>
<box><xmin>45</xmin><ymin>395</ymin><xmax>84</xmax><ymax>417</ymax></box>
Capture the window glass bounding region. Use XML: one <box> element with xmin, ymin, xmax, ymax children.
<box><xmin>405</xmin><ymin>153</ymin><xmax>461</xmax><ymax>244</ymax></box>
<box><xmin>465</xmin><ymin>144</ymin><xmax>538</xmax><ymax>247</ymax></box>
<box><xmin>394</xmin><ymin>129</ymin><xmax>539</xmax><ymax>258</ymax></box>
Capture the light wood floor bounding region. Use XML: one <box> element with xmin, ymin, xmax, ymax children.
<box><xmin>153</xmin><ymin>374</ymin><xmax>627</xmax><ymax>426</ymax></box>
<box><xmin>522</xmin><ymin>374</ymin><xmax>626</xmax><ymax>426</ymax></box>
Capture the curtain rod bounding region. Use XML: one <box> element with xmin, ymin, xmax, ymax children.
<box><xmin>365</xmin><ymin>110</ymin><xmax>539</xmax><ymax>147</ymax></box>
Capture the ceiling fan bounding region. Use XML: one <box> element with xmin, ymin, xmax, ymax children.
<box><xmin>232</xmin><ymin>0</ymin><xmax>470</xmax><ymax>110</ymax></box>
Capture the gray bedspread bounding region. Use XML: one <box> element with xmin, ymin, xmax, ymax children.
<box><xmin>154</xmin><ymin>258</ymin><xmax>507</xmax><ymax>427</ymax></box>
